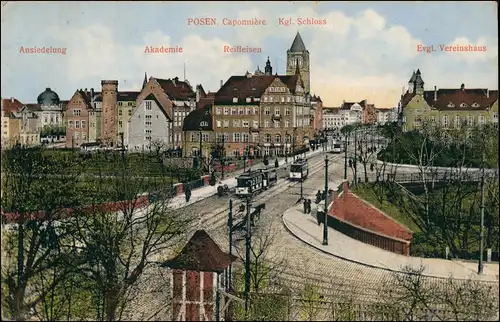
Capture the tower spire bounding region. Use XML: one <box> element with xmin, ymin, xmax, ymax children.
<box><xmin>265</xmin><ymin>56</ymin><xmax>272</xmax><ymax>75</ymax></box>
<box><xmin>142</xmin><ymin>71</ymin><xmax>148</xmax><ymax>89</ymax></box>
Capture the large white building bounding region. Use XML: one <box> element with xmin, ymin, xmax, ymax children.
<box><xmin>127</xmin><ymin>94</ymin><xmax>172</xmax><ymax>152</ymax></box>
<box><xmin>322</xmin><ymin>100</ymin><xmax>366</xmax><ymax>130</ymax></box>
<box><xmin>375</xmin><ymin>107</ymin><xmax>398</xmax><ymax>125</ymax></box>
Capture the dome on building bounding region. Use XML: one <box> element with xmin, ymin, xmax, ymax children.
<box><xmin>37</xmin><ymin>88</ymin><xmax>60</xmax><ymax>106</ymax></box>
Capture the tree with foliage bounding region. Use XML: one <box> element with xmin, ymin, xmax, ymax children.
<box><xmin>1</xmin><ymin>146</ymin><xmax>84</xmax><ymax>321</ymax></box>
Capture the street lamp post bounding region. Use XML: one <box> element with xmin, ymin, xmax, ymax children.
<box><xmin>478</xmin><ymin>150</ymin><xmax>485</xmax><ymax>274</ymax></box>
<box><xmin>344</xmin><ymin>135</ymin><xmax>348</xmax><ymax>180</ymax></box>
<box><xmin>292</xmin><ymin>127</ymin><xmax>297</xmax><ymax>161</ymax></box>
<box><xmin>199</xmin><ymin>129</ymin><xmax>203</xmax><ymax>168</ymax></box>
<box><xmin>323</xmin><ymin>155</ymin><xmax>329</xmax><ymax>245</ymax></box>
<box><xmin>244</xmin><ymin>197</ymin><xmax>252</xmax><ymax>313</ymax></box>
<box><xmin>285</xmin><ymin>131</ymin><xmax>288</xmax><ymax>164</ymax></box>
<box><xmin>227</xmin><ymin>199</ymin><xmax>234</xmax><ymax>290</ymax></box>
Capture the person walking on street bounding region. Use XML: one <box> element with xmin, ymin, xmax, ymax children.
<box><xmin>185</xmin><ymin>185</ymin><xmax>192</xmax><ymax>203</ymax></box>
<box><xmin>306</xmin><ymin>199</ymin><xmax>312</xmax><ymax>214</ymax></box>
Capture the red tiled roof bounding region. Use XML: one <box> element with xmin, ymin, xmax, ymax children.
<box><xmin>215</xmin><ymin>74</ymin><xmax>299</xmax><ymax>105</ymax></box>
<box><xmin>2</xmin><ymin>98</ymin><xmax>25</xmax><ymax>113</ymax></box>
<box><xmin>329</xmin><ymin>192</ymin><xmax>412</xmax><ymax>241</ymax></box>
<box><xmin>206</xmin><ymin>92</ymin><xmax>216</xmax><ymax>99</ymax></box>
<box><xmin>196</xmin><ymin>98</ymin><xmax>213</xmax><ymax>110</ymax></box>
<box><xmin>25</xmin><ymin>103</ymin><xmax>41</xmax><ymax>111</ymax></box>
<box><xmin>162</xmin><ymin>230</ymin><xmax>237</xmax><ymax>272</ymax></box>
<box><xmin>118</xmin><ymin>91</ymin><xmax>140</xmax><ymax>102</ymax></box>
<box><xmin>154</xmin><ymin>77</ymin><xmax>195</xmax><ymax>101</ymax></box>
<box><xmin>340</xmin><ymin>99</ymin><xmax>366</xmax><ymax>110</ymax></box>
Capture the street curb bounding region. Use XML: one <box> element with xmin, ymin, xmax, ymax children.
<box><xmin>281</xmin><ymin>208</ymin><xmax>499</xmax><ymax>282</ymax></box>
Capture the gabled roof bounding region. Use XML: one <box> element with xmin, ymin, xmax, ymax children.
<box><xmin>161</xmin><ymin>230</ymin><xmax>236</xmax><ymax>272</ymax></box>
<box><xmin>2</xmin><ymin>98</ymin><xmax>25</xmax><ymax>113</ymax></box>
<box><xmin>77</xmin><ymin>90</ymin><xmax>93</xmax><ymax>109</ymax></box>
<box><xmin>289</xmin><ymin>32</ymin><xmax>307</xmax><ymax>52</ymax></box>
<box><xmin>340</xmin><ymin>100</ymin><xmax>366</xmax><ymax>110</ymax></box>
<box><xmin>154</xmin><ymin>77</ymin><xmax>195</xmax><ymax>101</ymax></box>
<box><xmin>142</xmin><ymin>93</ymin><xmax>171</xmax><ymax>121</ymax></box>
<box><xmin>423</xmin><ymin>86</ymin><xmax>498</xmax><ymax>111</ymax></box>
<box><xmin>25</xmin><ymin>103</ymin><xmax>41</xmax><ymax>111</ymax></box>
<box><xmin>214</xmin><ymin>74</ymin><xmax>300</xmax><ymax>105</ymax></box>
<box><xmin>182</xmin><ymin>103</ymin><xmax>213</xmax><ymax>132</ymax></box>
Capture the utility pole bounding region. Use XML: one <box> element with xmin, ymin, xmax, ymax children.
<box><xmin>353</xmin><ymin>127</ymin><xmax>358</xmax><ymax>185</ymax></box>
<box><xmin>478</xmin><ymin>150</ymin><xmax>485</xmax><ymax>274</ymax></box>
<box><xmin>227</xmin><ymin>199</ymin><xmax>233</xmax><ymax>290</ymax></box>
<box><xmin>244</xmin><ymin>197</ymin><xmax>252</xmax><ymax>313</ymax></box>
<box><xmin>323</xmin><ymin>155</ymin><xmax>329</xmax><ymax>245</ymax></box>
<box><xmin>199</xmin><ymin>129</ymin><xmax>203</xmax><ymax>169</ymax></box>
<box><xmin>120</xmin><ymin>132</ymin><xmax>125</xmax><ymax>164</ymax></box>
<box><xmin>221</xmin><ymin>134</ymin><xmax>225</xmax><ymax>180</ymax></box>
<box><xmin>300</xmin><ymin>177</ymin><xmax>304</xmax><ymax>201</ymax></box>
<box><xmin>344</xmin><ymin>135</ymin><xmax>348</xmax><ymax>180</ymax></box>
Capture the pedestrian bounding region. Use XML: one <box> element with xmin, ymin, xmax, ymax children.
<box><xmin>316</xmin><ymin>209</ymin><xmax>323</xmax><ymax>226</ymax></box>
<box><xmin>185</xmin><ymin>186</ymin><xmax>191</xmax><ymax>203</ymax></box>
<box><xmin>315</xmin><ymin>190</ymin><xmax>322</xmax><ymax>204</ymax></box>
<box><xmin>307</xmin><ymin>199</ymin><xmax>312</xmax><ymax>214</ymax></box>
<box><xmin>303</xmin><ymin>198</ymin><xmax>307</xmax><ymax>214</ymax></box>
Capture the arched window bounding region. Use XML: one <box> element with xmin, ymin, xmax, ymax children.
<box><xmin>285</xmin><ymin>134</ymin><xmax>291</xmax><ymax>143</ymax></box>
<box><xmin>265</xmin><ymin>133</ymin><xmax>271</xmax><ymax>143</ymax></box>
<box><xmin>275</xmin><ymin>134</ymin><xmax>281</xmax><ymax>143</ymax></box>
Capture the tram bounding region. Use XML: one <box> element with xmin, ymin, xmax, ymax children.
<box><xmin>332</xmin><ymin>142</ymin><xmax>344</xmax><ymax>153</ymax></box>
<box><xmin>289</xmin><ymin>158</ymin><xmax>309</xmax><ymax>180</ymax></box>
<box><xmin>235</xmin><ymin>168</ymin><xmax>278</xmax><ymax>197</ymax></box>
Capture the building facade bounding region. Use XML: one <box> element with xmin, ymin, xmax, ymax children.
<box><xmin>36</xmin><ymin>88</ymin><xmax>64</xmax><ymax>129</ymax></box>
<box><xmin>401</xmin><ymin>70</ymin><xmax>499</xmax><ymax>132</ymax></box>
<box><xmin>363</xmin><ymin>103</ymin><xmax>377</xmax><ymax>124</ymax></box>
<box><xmin>65</xmin><ymin>90</ymin><xmax>93</xmax><ymax>148</ymax></box>
<box><xmin>375</xmin><ymin>107</ymin><xmax>398</xmax><ymax>125</ymax></box>
<box><xmin>1</xmin><ymin>98</ymin><xmax>24</xmax><ymax>149</ymax></box>
<box><xmin>128</xmin><ymin>94</ymin><xmax>171</xmax><ymax>152</ymax></box>
<box><xmin>311</xmin><ymin>95</ymin><xmax>323</xmax><ymax>132</ymax></box>
<box><xmin>210</xmin><ymin>58</ymin><xmax>311</xmax><ymax>158</ymax></box>
<box><xmin>117</xmin><ymin>92</ymin><xmax>140</xmax><ymax>146</ymax></box>
<box><xmin>182</xmin><ymin>103</ymin><xmax>214</xmax><ymax>158</ymax></box>
<box><xmin>286</xmin><ymin>32</ymin><xmax>311</xmax><ymax>94</ymax></box>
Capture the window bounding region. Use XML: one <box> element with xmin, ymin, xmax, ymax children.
<box><xmin>145</xmin><ymin>121</ymin><xmax>152</xmax><ymax>126</ymax></box>
<box><xmin>287</xmin><ymin>96</ymin><xmax>291</xmax><ymax>103</ymax></box>
<box><xmin>68</xmin><ymin>121</ymin><xmax>74</xmax><ymax>128</ymax></box>
<box><xmin>222</xmin><ymin>107</ymin><xmax>229</xmax><ymax>115</ymax></box>
<box><xmin>460</xmin><ymin>103</ymin><xmax>468</xmax><ymax>108</ymax></box>
<box><xmin>242</xmin><ymin>133</ymin><xmax>249</xmax><ymax>142</ymax></box>
<box><xmin>145</xmin><ymin>129</ymin><xmax>152</xmax><ymax>134</ymax></box>
<box><xmin>253</xmin><ymin>107</ymin><xmax>259</xmax><ymax>115</ymax></box>
<box><xmin>455</xmin><ymin>115</ymin><xmax>461</xmax><ymax>127</ymax></box>
<box><xmin>467</xmin><ymin>115</ymin><xmax>473</xmax><ymax>126</ymax></box>
<box><xmin>231</xmin><ymin>108</ymin><xmax>237</xmax><ymax>115</ymax></box>
<box><xmin>190</xmin><ymin>133</ymin><xmax>196</xmax><ymax>142</ymax></box>
<box><xmin>269</xmin><ymin>96</ymin><xmax>273</xmax><ymax>102</ymax></box>
<box><xmin>200</xmin><ymin>121</ymin><xmax>208</xmax><ymax>127</ymax></box>
<box><xmin>246</xmin><ymin>97</ymin><xmax>251</xmax><ymax>103</ymax></box>
<box><xmin>202</xmin><ymin>133</ymin><xmax>209</xmax><ymax>142</ymax></box>
<box><xmin>479</xmin><ymin>115</ymin><xmax>485</xmax><ymax>125</ymax></box>
<box><xmin>216</xmin><ymin>107</ymin><xmax>222</xmax><ymax>115</ymax></box>
<box><xmin>285</xmin><ymin>108</ymin><xmax>291</xmax><ymax>116</ymax></box>
<box><xmin>233</xmin><ymin>97</ymin><xmax>238</xmax><ymax>103</ymax></box>
<box><xmin>217</xmin><ymin>120</ymin><xmax>222</xmax><ymax>127</ymax></box>
<box><xmin>75</xmin><ymin>132</ymin><xmax>80</xmax><ymax>140</ymax></box>
<box><xmin>239</xmin><ymin>108</ymin><xmax>244</xmax><ymax>115</ymax></box>
<box><xmin>442</xmin><ymin>115</ymin><xmax>448</xmax><ymax>127</ymax></box>
<box><xmin>233</xmin><ymin>133</ymin><xmax>241</xmax><ymax>142</ymax></box>
<box><xmin>429</xmin><ymin>116</ymin><xmax>436</xmax><ymax>123</ymax></box>
<box><xmin>263</xmin><ymin>96</ymin><xmax>268</xmax><ymax>102</ymax></box>
<box><xmin>245</xmin><ymin>107</ymin><xmax>251</xmax><ymax>115</ymax></box>
<box><xmin>265</xmin><ymin>107</ymin><xmax>270</xmax><ymax>115</ymax></box>
<box><xmin>128</xmin><ymin>110</ymin><xmax>132</xmax><ymax>116</ymax></box>
<box><xmin>285</xmin><ymin>134</ymin><xmax>291</xmax><ymax>143</ymax></box>
<box><xmin>472</xmin><ymin>102</ymin><xmax>480</xmax><ymax>108</ymax></box>
<box><xmin>145</xmin><ymin>101</ymin><xmax>152</xmax><ymax>110</ymax></box>
<box><xmin>145</xmin><ymin>115</ymin><xmax>152</xmax><ymax>119</ymax></box>
<box><xmin>253</xmin><ymin>120</ymin><xmax>259</xmax><ymax>128</ymax></box>
<box><xmin>285</xmin><ymin>120</ymin><xmax>290</xmax><ymax>128</ymax></box>
<box><xmin>233</xmin><ymin>120</ymin><xmax>241</xmax><ymax>127</ymax></box>
<box><xmin>274</xmin><ymin>108</ymin><xmax>280</xmax><ymax>116</ymax></box>
<box><xmin>281</xmin><ymin>97</ymin><xmax>285</xmax><ymax>103</ymax></box>
<box><xmin>275</xmin><ymin>134</ymin><xmax>281</xmax><ymax>143</ymax></box>
<box><xmin>274</xmin><ymin>121</ymin><xmax>280</xmax><ymax>128</ymax></box>
<box><xmin>252</xmin><ymin>132</ymin><xmax>259</xmax><ymax>142</ymax></box>
<box><xmin>264</xmin><ymin>121</ymin><xmax>270</xmax><ymax>128</ymax></box>
<box><xmin>242</xmin><ymin>120</ymin><xmax>249</xmax><ymax>127</ymax></box>
<box><xmin>264</xmin><ymin>134</ymin><xmax>271</xmax><ymax>143</ymax></box>
<box><xmin>119</xmin><ymin>110</ymin><xmax>122</xmax><ymax>116</ymax></box>
<box><xmin>223</xmin><ymin>120</ymin><xmax>230</xmax><ymax>127</ymax></box>
<box><xmin>145</xmin><ymin>136</ymin><xmax>151</xmax><ymax>141</ymax></box>
<box><xmin>232</xmin><ymin>149</ymin><xmax>239</xmax><ymax>157</ymax></box>
<box><xmin>223</xmin><ymin>133</ymin><xmax>229</xmax><ymax>142</ymax></box>
<box><xmin>73</xmin><ymin>109</ymin><xmax>81</xmax><ymax>116</ymax></box>
<box><xmin>493</xmin><ymin>113</ymin><xmax>498</xmax><ymax>119</ymax></box>
<box><xmin>75</xmin><ymin>121</ymin><xmax>80</xmax><ymax>128</ymax></box>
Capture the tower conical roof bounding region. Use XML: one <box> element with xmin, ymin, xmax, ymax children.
<box><xmin>290</xmin><ymin>32</ymin><xmax>307</xmax><ymax>52</ymax></box>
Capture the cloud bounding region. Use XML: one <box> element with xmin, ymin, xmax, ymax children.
<box><xmin>1</xmin><ymin>2</ymin><xmax>497</xmax><ymax>109</ymax></box>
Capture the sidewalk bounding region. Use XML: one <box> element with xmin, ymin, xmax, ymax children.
<box><xmin>168</xmin><ymin>148</ymin><xmax>328</xmax><ymax>210</ymax></box>
<box><xmin>282</xmin><ymin>206</ymin><xmax>499</xmax><ymax>282</ymax></box>
<box><xmin>375</xmin><ymin>160</ymin><xmax>499</xmax><ymax>173</ymax></box>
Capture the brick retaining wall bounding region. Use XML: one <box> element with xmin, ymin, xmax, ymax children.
<box><xmin>328</xmin><ymin>180</ymin><xmax>412</xmax><ymax>256</ymax></box>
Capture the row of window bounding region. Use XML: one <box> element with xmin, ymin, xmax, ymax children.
<box><xmin>416</xmin><ymin>114</ymin><xmax>498</xmax><ymax>125</ymax></box>
<box><xmin>118</xmin><ymin>101</ymin><xmax>134</xmax><ymax>107</ymax></box>
<box><xmin>215</xmin><ymin>106</ymin><xmax>309</xmax><ymax>116</ymax></box>
<box><xmin>72</xmin><ymin>132</ymin><xmax>87</xmax><ymax>140</ymax></box>
<box><xmin>67</xmin><ymin>120</ymin><xmax>87</xmax><ymax>128</ymax></box>
<box><xmin>118</xmin><ymin>110</ymin><xmax>133</xmax><ymax>116</ymax></box>
<box><xmin>43</xmin><ymin>116</ymin><xmax>60</xmax><ymax>123</ymax></box>
<box><xmin>190</xmin><ymin>132</ymin><xmax>294</xmax><ymax>144</ymax></box>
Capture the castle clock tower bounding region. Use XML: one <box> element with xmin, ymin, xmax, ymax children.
<box><xmin>286</xmin><ymin>32</ymin><xmax>310</xmax><ymax>93</ymax></box>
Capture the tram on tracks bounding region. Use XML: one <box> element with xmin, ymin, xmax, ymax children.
<box><xmin>235</xmin><ymin>168</ymin><xmax>278</xmax><ymax>197</ymax></box>
<box><xmin>332</xmin><ymin>142</ymin><xmax>344</xmax><ymax>153</ymax></box>
<box><xmin>289</xmin><ymin>158</ymin><xmax>309</xmax><ymax>181</ymax></box>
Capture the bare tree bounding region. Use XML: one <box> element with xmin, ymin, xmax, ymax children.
<box><xmin>382</xmin><ymin>264</ymin><xmax>499</xmax><ymax>321</ymax></box>
<box><xmin>1</xmin><ymin>146</ymin><xmax>84</xmax><ymax>321</ymax></box>
<box><xmin>67</xmin><ymin>159</ymin><xmax>191</xmax><ymax>321</ymax></box>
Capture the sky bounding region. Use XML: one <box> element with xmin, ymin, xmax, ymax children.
<box><xmin>1</xmin><ymin>1</ymin><xmax>498</xmax><ymax>108</ymax></box>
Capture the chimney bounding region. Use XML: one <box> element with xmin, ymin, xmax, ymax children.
<box><xmin>461</xmin><ymin>83</ymin><xmax>465</xmax><ymax>91</ymax></box>
<box><xmin>220</xmin><ymin>80</ymin><xmax>223</xmax><ymax>88</ymax></box>
<box><xmin>434</xmin><ymin>86</ymin><xmax>437</xmax><ymax>101</ymax></box>
<box><xmin>11</xmin><ymin>97</ymin><xmax>14</xmax><ymax>103</ymax></box>
<box><xmin>91</xmin><ymin>88</ymin><xmax>94</xmax><ymax>97</ymax></box>
<box><xmin>172</xmin><ymin>78</ymin><xmax>176</xmax><ymax>86</ymax></box>
<box><xmin>342</xmin><ymin>180</ymin><xmax>349</xmax><ymax>193</ymax></box>
<box><xmin>487</xmin><ymin>89</ymin><xmax>489</xmax><ymax>98</ymax></box>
